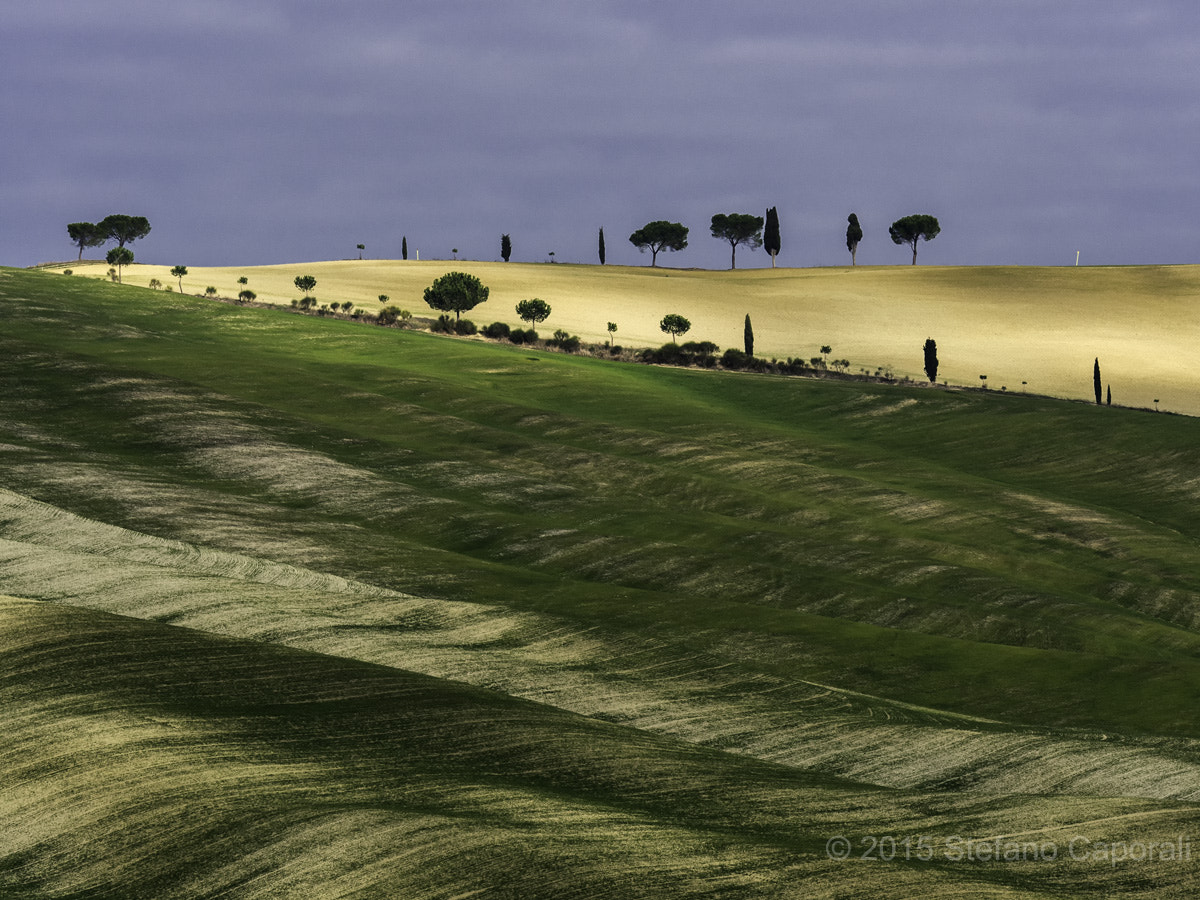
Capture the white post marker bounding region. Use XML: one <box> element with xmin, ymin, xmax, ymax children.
<box><xmin>1075</xmin><ymin>250</ymin><xmax>1080</xmax><ymax>266</ymax></box>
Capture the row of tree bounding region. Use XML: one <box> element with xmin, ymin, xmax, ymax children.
<box><xmin>67</xmin><ymin>215</ymin><xmax>153</xmax><ymax>284</ymax></box>
<box><xmin>67</xmin><ymin>215</ymin><xmax>151</xmax><ymax>260</ymax></box>
<box><xmin>613</xmin><ymin>212</ymin><xmax>941</xmax><ymax>269</ymax></box>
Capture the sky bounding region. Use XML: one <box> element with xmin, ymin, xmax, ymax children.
<box><xmin>4</xmin><ymin>0</ymin><xmax>1200</xmax><ymax>270</ymax></box>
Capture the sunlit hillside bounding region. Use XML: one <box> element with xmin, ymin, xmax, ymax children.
<box><xmin>61</xmin><ymin>258</ymin><xmax>1200</xmax><ymax>416</ymax></box>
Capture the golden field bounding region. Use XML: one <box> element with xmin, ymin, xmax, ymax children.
<box><xmin>63</xmin><ymin>259</ymin><xmax>1200</xmax><ymax>415</ymax></box>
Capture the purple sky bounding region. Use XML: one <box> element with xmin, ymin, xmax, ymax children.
<box><xmin>5</xmin><ymin>1</ymin><xmax>1200</xmax><ymax>270</ymax></box>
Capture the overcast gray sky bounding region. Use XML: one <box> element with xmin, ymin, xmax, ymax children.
<box><xmin>5</xmin><ymin>1</ymin><xmax>1199</xmax><ymax>269</ymax></box>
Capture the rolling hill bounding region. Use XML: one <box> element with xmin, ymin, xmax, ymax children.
<box><xmin>57</xmin><ymin>257</ymin><xmax>1200</xmax><ymax>415</ymax></box>
<box><xmin>2</xmin><ymin>264</ymin><xmax>1200</xmax><ymax>897</ymax></box>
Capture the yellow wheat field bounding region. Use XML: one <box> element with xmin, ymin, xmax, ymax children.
<box><xmin>65</xmin><ymin>259</ymin><xmax>1200</xmax><ymax>415</ymax></box>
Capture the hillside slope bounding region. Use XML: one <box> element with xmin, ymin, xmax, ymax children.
<box><xmin>2</xmin><ymin>266</ymin><xmax>1200</xmax><ymax>896</ymax></box>
<box><xmin>60</xmin><ymin>258</ymin><xmax>1200</xmax><ymax>414</ymax></box>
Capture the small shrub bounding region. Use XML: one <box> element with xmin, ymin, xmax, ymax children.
<box><xmin>237</xmin><ymin>289</ymin><xmax>256</xmax><ymax>304</ymax></box>
<box><xmin>377</xmin><ymin>306</ymin><xmax>401</xmax><ymax>326</ymax></box>
<box><xmin>148</xmin><ymin>278</ymin><xmax>162</xmax><ymax>290</ymax></box>
<box><xmin>291</xmin><ymin>299</ymin><xmax>299</xmax><ymax>308</ymax></box>
<box><xmin>643</xmin><ymin>343</ymin><xmax>688</xmax><ymax>366</ymax></box>
<box><xmin>342</xmin><ymin>301</ymin><xmax>354</xmax><ymax>314</ymax></box>
<box><xmin>482</xmin><ymin>321</ymin><xmax>511</xmax><ymax>339</ymax></box>
<box><xmin>432</xmin><ymin>314</ymin><xmax>455</xmax><ymax>333</ymax></box>
<box><xmin>454</xmin><ymin>318</ymin><xmax>477</xmax><ymax>335</ymax></box>
<box><xmin>108</xmin><ymin>268</ymin><xmax>118</xmax><ymax>282</ymax></box>
<box><xmin>509</xmin><ymin>328</ymin><xmax>538</xmax><ymax>345</ymax></box>
<box><xmin>722</xmin><ymin>348</ymin><xmax>749</xmax><ymax>370</ymax></box>
<box><xmin>681</xmin><ymin>340</ymin><xmax>719</xmax><ymax>357</ymax></box>
<box><xmin>205</xmin><ymin>286</ymin><xmax>218</xmax><ymax>297</ymax></box>
<box><xmin>63</xmin><ymin>269</ymin><xmax>73</xmax><ymax>276</ymax></box>
<box><xmin>550</xmin><ymin>329</ymin><xmax>581</xmax><ymax>352</ymax></box>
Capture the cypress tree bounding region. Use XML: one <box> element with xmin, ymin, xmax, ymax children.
<box><xmin>501</xmin><ymin>233</ymin><xmax>512</xmax><ymax>262</ymax></box>
<box><xmin>1093</xmin><ymin>358</ymin><xmax>1102</xmax><ymax>405</ymax></box>
<box><xmin>1107</xmin><ymin>384</ymin><xmax>1112</xmax><ymax>406</ymax></box>
<box><xmin>744</xmin><ymin>314</ymin><xmax>754</xmax><ymax>356</ymax></box>
<box><xmin>598</xmin><ymin>227</ymin><xmax>606</xmax><ymax>265</ymax></box>
<box><xmin>402</xmin><ymin>236</ymin><xmax>408</xmax><ymax>260</ymax></box>
<box><xmin>763</xmin><ymin>207</ymin><xmax>781</xmax><ymax>267</ymax></box>
<box><xmin>923</xmin><ymin>338</ymin><xmax>938</xmax><ymax>383</ymax></box>
<box><xmin>846</xmin><ymin>214</ymin><xmax>863</xmax><ymax>266</ymax></box>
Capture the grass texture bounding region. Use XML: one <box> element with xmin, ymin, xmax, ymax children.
<box><xmin>2</xmin><ymin>265</ymin><xmax>1200</xmax><ymax>897</ymax></box>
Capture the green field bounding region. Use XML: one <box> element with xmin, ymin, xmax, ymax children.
<box><xmin>3</xmin><ymin>264</ymin><xmax>1200</xmax><ymax>897</ymax></box>
<box><xmin>60</xmin><ymin>257</ymin><xmax>1200</xmax><ymax>415</ymax></box>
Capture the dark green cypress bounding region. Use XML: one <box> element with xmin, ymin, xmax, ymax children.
<box><xmin>846</xmin><ymin>214</ymin><xmax>863</xmax><ymax>266</ymax></box>
<box><xmin>744</xmin><ymin>314</ymin><xmax>754</xmax><ymax>356</ymax></box>
<box><xmin>923</xmin><ymin>338</ymin><xmax>938</xmax><ymax>383</ymax></box>
<box><xmin>1094</xmin><ymin>358</ymin><xmax>1102</xmax><ymax>405</ymax></box>
<box><xmin>401</xmin><ymin>236</ymin><xmax>408</xmax><ymax>261</ymax></box>
<box><xmin>598</xmin><ymin>227</ymin><xmax>606</xmax><ymax>265</ymax></box>
<box><xmin>763</xmin><ymin>207</ymin><xmax>780</xmax><ymax>267</ymax></box>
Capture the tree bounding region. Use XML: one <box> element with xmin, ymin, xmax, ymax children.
<box><xmin>294</xmin><ymin>274</ymin><xmax>317</xmax><ymax>300</ymax></box>
<box><xmin>238</xmin><ymin>289</ymin><xmax>256</xmax><ymax>304</ymax></box>
<box><xmin>424</xmin><ymin>271</ymin><xmax>488</xmax><ymax>321</ymax></box>
<box><xmin>821</xmin><ymin>344</ymin><xmax>832</xmax><ymax>364</ymax></box>
<box><xmin>237</xmin><ymin>276</ymin><xmax>248</xmax><ymax>287</ymax></box>
<box><xmin>923</xmin><ymin>337</ymin><xmax>938</xmax><ymax>383</ymax></box>
<box><xmin>378</xmin><ymin>294</ymin><xmax>389</xmax><ymax>304</ymax></box>
<box><xmin>846</xmin><ymin>213</ymin><xmax>863</xmax><ymax>266</ymax></box>
<box><xmin>67</xmin><ymin>222</ymin><xmax>106</xmax><ymax>260</ymax></box>
<box><xmin>710</xmin><ymin>213</ymin><xmax>763</xmax><ymax>269</ymax></box>
<box><xmin>629</xmin><ymin>221</ymin><xmax>688</xmax><ymax>267</ymax></box>
<box><xmin>763</xmin><ymin>207</ymin><xmax>781</xmax><ymax>267</ymax></box>
<box><xmin>98</xmin><ymin>214</ymin><xmax>151</xmax><ymax>249</ymax></box>
<box><xmin>170</xmin><ymin>264</ymin><xmax>188</xmax><ymax>292</ymax></box>
<box><xmin>501</xmin><ymin>233</ymin><xmax>512</xmax><ymax>262</ymax></box>
<box><xmin>107</xmin><ymin>247</ymin><xmax>134</xmax><ymax>283</ymax></box>
<box><xmin>598</xmin><ymin>227</ymin><xmax>606</xmax><ymax>265</ymax></box>
<box><xmin>357</xmin><ymin>243</ymin><xmax>365</xmax><ymax>259</ymax></box>
<box><xmin>889</xmin><ymin>214</ymin><xmax>940</xmax><ymax>265</ymax></box>
<box><xmin>205</xmin><ymin>286</ymin><xmax>218</xmax><ymax>297</ymax></box>
<box><xmin>515</xmin><ymin>298</ymin><xmax>551</xmax><ymax>327</ymax></box>
<box><xmin>659</xmin><ymin>314</ymin><xmax>691</xmax><ymax>342</ymax></box>
<box><xmin>607</xmin><ymin>321</ymin><xmax>617</xmax><ymax>346</ymax></box>
<box><xmin>402</xmin><ymin>236</ymin><xmax>408</xmax><ymax>260</ymax></box>
<box><xmin>1094</xmin><ymin>358</ymin><xmax>1102</xmax><ymax>405</ymax></box>
<box><xmin>744</xmin><ymin>314</ymin><xmax>754</xmax><ymax>356</ymax></box>
<box><xmin>1107</xmin><ymin>384</ymin><xmax>1112</xmax><ymax>406</ymax></box>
